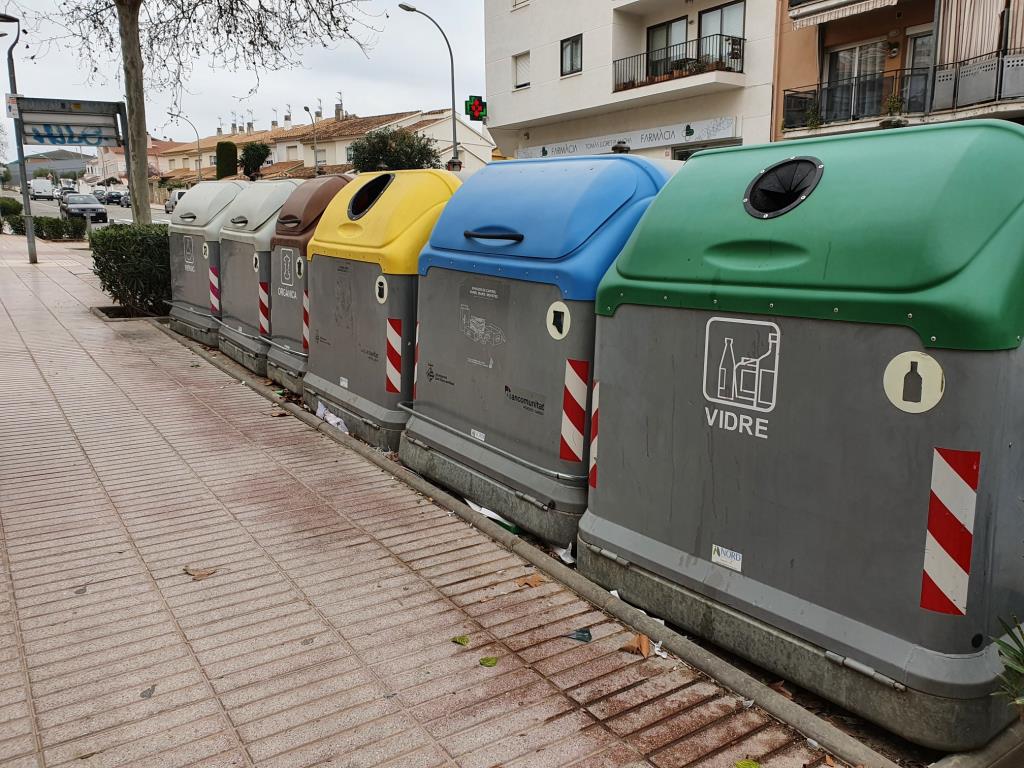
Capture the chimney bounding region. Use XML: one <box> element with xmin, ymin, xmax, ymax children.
<box><xmin>314</xmin><ymin>108</ymin><xmax>322</xmax><ymax>120</ymax></box>
<box><xmin>271</xmin><ymin>120</ymin><xmax>278</xmax><ymax>129</ymax></box>
<box><xmin>246</xmin><ymin>121</ymin><xmax>254</xmax><ymax>133</ymax></box>
<box><xmin>231</xmin><ymin>121</ymin><xmax>237</xmax><ymax>133</ymax></box>
<box><xmin>335</xmin><ymin>103</ymin><xmax>344</xmax><ymax>121</ymax></box>
<box><xmin>216</xmin><ymin>126</ymin><xmax>223</xmax><ymax>135</ymax></box>
<box><xmin>284</xmin><ymin>114</ymin><xmax>292</xmax><ymax>129</ymax></box>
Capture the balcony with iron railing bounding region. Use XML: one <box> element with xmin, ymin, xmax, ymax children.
<box><xmin>613</xmin><ymin>34</ymin><xmax>745</xmax><ymax>92</ymax></box>
<box><xmin>783</xmin><ymin>48</ymin><xmax>1024</xmax><ymax>130</ymax></box>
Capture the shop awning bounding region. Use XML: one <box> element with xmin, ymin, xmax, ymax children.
<box><xmin>790</xmin><ymin>0</ymin><xmax>899</xmax><ymax>29</ymax></box>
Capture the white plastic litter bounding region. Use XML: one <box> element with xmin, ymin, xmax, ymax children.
<box><xmin>315</xmin><ymin>402</ymin><xmax>348</xmax><ymax>433</ymax></box>
<box><xmin>552</xmin><ymin>545</ymin><xmax>576</xmax><ymax>565</ymax></box>
<box><xmin>652</xmin><ymin>641</ymin><xmax>669</xmax><ymax>659</ymax></box>
<box><xmin>610</xmin><ymin>589</ymin><xmax>620</xmax><ymax>598</ymax></box>
<box><xmin>465</xmin><ymin>498</ymin><xmax>515</xmax><ymax>528</ymax></box>
<box><xmin>742</xmin><ymin>698</ymin><xmax>755</xmax><ymax>709</ymax></box>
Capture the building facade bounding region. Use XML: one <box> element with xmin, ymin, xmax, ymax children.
<box><xmin>484</xmin><ymin>0</ymin><xmax>776</xmax><ymax>160</ymax></box>
<box><xmin>775</xmin><ymin>0</ymin><xmax>1024</xmax><ymax>139</ymax></box>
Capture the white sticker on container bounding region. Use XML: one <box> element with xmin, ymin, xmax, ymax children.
<box><xmin>202</xmin><ymin>242</ymin><xmax>210</xmax><ymax>260</ymax></box>
<box><xmin>252</xmin><ymin>253</ymin><xmax>260</xmax><ymax>273</ymax></box>
<box><xmin>883</xmin><ymin>351</ymin><xmax>944</xmax><ymax>414</ymax></box>
<box><xmin>339</xmin><ymin>376</ymin><xmax>349</xmax><ymax>389</ymax></box>
<box><xmin>546</xmin><ymin>300</ymin><xmax>571</xmax><ymax>340</ymax></box>
<box><xmin>471</xmin><ymin>428</ymin><xmax>486</xmax><ymax>442</ymax></box>
<box><xmin>711</xmin><ymin>544</ymin><xmax>743</xmax><ymax>573</ymax></box>
<box><xmin>375</xmin><ymin>275</ymin><xmax>388</xmax><ymax>304</ymax></box>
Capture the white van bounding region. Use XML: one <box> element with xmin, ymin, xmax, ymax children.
<box><xmin>29</xmin><ymin>178</ymin><xmax>54</xmax><ymax>201</ymax></box>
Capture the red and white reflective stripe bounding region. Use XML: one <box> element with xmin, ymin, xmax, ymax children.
<box><xmin>559</xmin><ymin>358</ymin><xmax>589</xmax><ymax>462</ymax></box>
<box><xmin>302</xmin><ymin>289</ymin><xmax>310</xmax><ymax>351</ymax></box>
<box><xmin>588</xmin><ymin>381</ymin><xmax>599</xmax><ymax>488</ymax></box>
<box><xmin>920</xmin><ymin>447</ymin><xmax>981</xmax><ymax>616</ymax></box>
<box><xmin>413</xmin><ymin>321</ymin><xmax>420</xmax><ymax>400</ymax></box>
<box><xmin>385</xmin><ymin>318</ymin><xmax>402</xmax><ymax>394</ymax></box>
<box><xmin>258</xmin><ymin>281</ymin><xmax>270</xmax><ymax>336</ymax></box>
<box><xmin>208</xmin><ymin>266</ymin><xmax>220</xmax><ymax>315</ymax></box>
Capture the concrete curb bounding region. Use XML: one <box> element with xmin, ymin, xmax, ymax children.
<box><xmin>932</xmin><ymin>721</ymin><xmax>1024</xmax><ymax>768</ymax></box>
<box><xmin>151</xmin><ymin>318</ymin><xmax>909</xmax><ymax>768</ymax></box>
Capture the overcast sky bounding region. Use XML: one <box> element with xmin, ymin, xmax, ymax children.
<box><xmin>4</xmin><ymin>0</ymin><xmax>485</xmax><ymax>160</ymax></box>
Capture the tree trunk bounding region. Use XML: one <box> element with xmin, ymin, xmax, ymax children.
<box><xmin>115</xmin><ymin>0</ymin><xmax>152</xmax><ymax>225</ymax></box>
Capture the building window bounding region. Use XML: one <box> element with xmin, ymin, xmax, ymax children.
<box><xmin>315</xmin><ymin>148</ymin><xmax>327</xmax><ymax>166</ymax></box>
<box><xmin>647</xmin><ymin>17</ymin><xmax>687</xmax><ymax>77</ymax></box>
<box><xmin>513</xmin><ymin>51</ymin><xmax>531</xmax><ymax>89</ymax></box>
<box><xmin>699</xmin><ymin>1</ymin><xmax>745</xmax><ymax>41</ymax></box>
<box><xmin>286</xmin><ymin>145</ymin><xmax>298</xmax><ymax>161</ymax></box>
<box><xmin>345</xmin><ymin>145</ymin><xmax>354</xmax><ymax>162</ymax></box>
<box><xmin>511</xmin><ymin>0</ymin><xmax>529</xmax><ymax>8</ymax></box>
<box><xmin>208</xmin><ymin>155</ymin><xmax>216</xmax><ymax>166</ymax></box>
<box><xmin>561</xmin><ymin>34</ymin><xmax>582</xmax><ymax>76</ymax></box>
<box><xmin>823</xmin><ymin>39</ymin><xmax>887</xmax><ymax>122</ymax></box>
<box><xmin>169</xmin><ymin>159</ymin><xmax>177</xmax><ymax>169</ymax></box>
<box><xmin>194</xmin><ymin>159</ymin><xmax>201</xmax><ymax>170</ymax></box>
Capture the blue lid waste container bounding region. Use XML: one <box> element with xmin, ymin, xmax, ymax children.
<box><xmin>577</xmin><ymin>120</ymin><xmax>1024</xmax><ymax>751</ymax></box>
<box><xmin>266</xmin><ymin>174</ymin><xmax>352</xmax><ymax>394</ymax></box>
<box><xmin>399</xmin><ymin>155</ymin><xmax>676</xmax><ymax>547</ymax></box>
<box><xmin>216</xmin><ymin>179</ymin><xmax>303</xmax><ymax>376</ymax></box>
<box><xmin>168</xmin><ymin>180</ymin><xmax>248</xmax><ymax>346</ymax></box>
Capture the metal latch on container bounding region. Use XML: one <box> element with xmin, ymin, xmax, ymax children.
<box><xmin>512</xmin><ymin>488</ymin><xmax>549</xmax><ymax>511</ymax></box>
<box><xmin>592</xmin><ymin>544</ymin><xmax>631</xmax><ymax>569</ymax></box>
<box><xmin>825</xmin><ymin>651</ymin><xmax>906</xmax><ymax>691</ymax></box>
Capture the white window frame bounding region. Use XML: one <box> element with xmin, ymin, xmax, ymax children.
<box><xmin>513</xmin><ymin>51</ymin><xmax>531</xmax><ymax>90</ymax></box>
<box><xmin>823</xmin><ymin>36</ymin><xmax>887</xmax><ymax>82</ymax></box>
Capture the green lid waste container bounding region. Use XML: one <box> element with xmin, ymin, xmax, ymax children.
<box><xmin>577</xmin><ymin>120</ymin><xmax>1024</xmax><ymax>751</ymax></box>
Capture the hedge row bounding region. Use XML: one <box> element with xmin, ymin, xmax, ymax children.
<box><xmin>3</xmin><ymin>214</ymin><xmax>87</xmax><ymax>240</ymax></box>
<box><xmin>89</xmin><ymin>224</ymin><xmax>170</xmax><ymax>316</ymax></box>
<box><xmin>0</xmin><ymin>197</ymin><xmax>23</xmax><ymax>216</ymax></box>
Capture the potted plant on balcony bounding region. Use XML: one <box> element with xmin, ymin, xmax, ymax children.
<box><xmin>879</xmin><ymin>93</ymin><xmax>908</xmax><ymax>129</ymax></box>
<box><xmin>803</xmin><ymin>100</ymin><xmax>822</xmax><ymax>130</ymax></box>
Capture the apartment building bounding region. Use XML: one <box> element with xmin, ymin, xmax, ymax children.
<box><xmin>775</xmin><ymin>0</ymin><xmax>1024</xmax><ymax>139</ymax></box>
<box><xmin>484</xmin><ymin>0</ymin><xmax>776</xmax><ymax>160</ymax></box>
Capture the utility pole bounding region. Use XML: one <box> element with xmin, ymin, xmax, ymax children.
<box><xmin>1</xmin><ymin>13</ymin><xmax>36</xmax><ymax>263</ymax></box>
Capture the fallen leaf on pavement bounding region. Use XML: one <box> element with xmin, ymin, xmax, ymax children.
<box><xmin>619</xmin><ymin>633</ymin><xmax>651</xmax><ymax>658</ymax></box>
<box><xmin>451</xmin><ymin>635</ymin><xmax>470</xmax><ymax>646</ymax></box>
<box><xmin>183</xmin><ymin>566</ymin><xmax>217</xmax><ymax>581</ymax></box>
<box><xmin>270</xmin><ymin>410</ymin><xmax>288</xmax><ymax>417</ymax></box>
<box><xmin>479</xmin><ymin>656</ymin><xmax>498</xmax><ymax>667</ymax></box>
<box><xmin>515</xmin><ymin>573</ymin><xmax>545</xmax><ymax>588</ymax></box>
<box><xmin>734</xmin><ymin>761</ymin><xmax>761</xmax><ymax>768</ymax></box>
<box><xmin>769</xmin><ymin>680</ymin><xmax>794</xmax><ymax>700</ymax></box>
<box><xmin>824</xmin><ymin>757</ymin><xmax>835</xmax><ymax>767</ymax></box>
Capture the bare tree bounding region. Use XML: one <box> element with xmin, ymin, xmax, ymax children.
<box><xmin>29</xmin><ymin>0</ymin><xmax>372</xmax><ymax>224</ymax></box>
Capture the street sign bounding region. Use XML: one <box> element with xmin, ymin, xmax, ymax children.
<box><xmin>16</xmin><ymin>97</ymin><xmax>124</xmax><ymax>147</ymax></box>
<box><xmin>464</xmin><ymin>95</ymin><xmax>487</xmax><ymax>122</ymax></box>
<box><xmin>5</xmin><ymin>94</ymin><xmax>19</xmax><ymax>120</ymax></box>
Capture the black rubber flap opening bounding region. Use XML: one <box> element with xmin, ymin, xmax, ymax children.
<box><xmin>348</xmin><ymin>173</ymin><xmax>394</xmax><ymax>220</ymax></box>
<box><xmin>744</xmin><ymin>156</ymin><xmax>823</xmax><ymax>220</ymax></box>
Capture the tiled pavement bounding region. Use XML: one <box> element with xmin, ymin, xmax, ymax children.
<box><xmin>0</xmin><ymin>240</ymin><xmax>843</xmax><ymax>767</ymax></box>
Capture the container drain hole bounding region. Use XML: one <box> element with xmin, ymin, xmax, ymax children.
<box><xmin>349</xmin><ymin>174</ymin><xmax>394</xmax><ymax>220</ymax></box>
<box><xmin>744</xmin><ymin>157</ymin><xmax>823</xmax><ymax>219</ymax></box>
<box><xmin>971</xmin><ymin>633</ymin><xmax>984</xmax><ymax>649</ymax></box>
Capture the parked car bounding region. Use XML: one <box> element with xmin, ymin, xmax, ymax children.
<box><xmin>164</xmin><ymin>188</ymin><xmax>187</xmax><ymax>213</ymax></box>
<box><xmin>105</xmin><ymin>190</ymin><xmax>123</xmax><ymax>205</ymax></box>
<box><xmin>120</xmin><ymin>191</ymin><xmax>131</xmax><ymax>208</ymax></box>
<box><xmin>59</xmin><ymin>194</ymin><xmax>108</xmax><ymax>223</ymax></box>
<box><xmin>93</xmin><ymin>188</ymin><xmax>108</xmax><ymax>204</ymax></box>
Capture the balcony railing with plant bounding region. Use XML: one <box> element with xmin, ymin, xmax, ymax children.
<box><xmin>783</xmin><ymin>47</ymin><xmax>1024</xmax><ymax>130</ymax></box>
<box><xmin>612</xmin><ymin>34</ymin><xmax>745</xmax><ymax>92</ymax></box>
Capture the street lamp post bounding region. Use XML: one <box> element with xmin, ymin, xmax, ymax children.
<box><xmin>398</xmin><ymin>4</ymin><xmax>461</xmax><ymax>171</ymax></box>
<box><xmin>303</xmin><ymin>106</ymin><xmax>322</xmax><ymax>175</ymax></box>
<box><xmin>0</xmin><ymin>13</ymin><xmax>36</xmax><ymax>264</ymax></box>
<box><xmin>168</xmin><ymin>111</ymin><xmax>202</xmax><ymax>186</ymax></box>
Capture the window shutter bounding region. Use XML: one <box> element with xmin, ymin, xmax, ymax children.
<box><xmin>515</xmin><ymin>52</ymin><xmax>531</xmax><ymax>87</ymax></box>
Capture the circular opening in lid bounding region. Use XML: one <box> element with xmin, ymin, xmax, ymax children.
<box><xmin>348</xmin><ymin>173</ymin><xmax>394</xmax><ymax>221</ymax></box>
<box><xmin>743</xmin><ymin>156</ymin><xmax>823</xmax><ymax>220</ymax></box>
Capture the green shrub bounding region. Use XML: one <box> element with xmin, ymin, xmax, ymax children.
<box><xmin>64</xmin><ymin>217</ymin><xmax>88</xmax><ymax>240</ymax></box>
<box><xmin>6</xmin><ymin>213</ymin><xmax>24</xmax><ymax>235</ymax></box>
<box><xmin>34</xmin><ymin>216</ymin><xmax>67</xmax><ymax>240</ymax></box>
<box><xmin>90</xmin><ymin>224</ymin><xmax>170</xmax><ymax>315</ymax></box>
<box><xmin>0</xmin><ymin>197</ymin><xmax>23</xmax><ymax>216</ymax></box>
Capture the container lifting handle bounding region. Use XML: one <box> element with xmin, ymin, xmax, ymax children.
<box><xmin>179</xmin><ymin>212</ymin><xmax>197</xmax><ymax>221</ymax></box>
<box><xmin>464</xmin><ymin>229</ymin><xmax>524</xmax><ymax>243</ymax></box>
<box><xmin>278</xmin><ymin>215</ymin><xmax>301</xmax><ymax>228</ymax></box>
<box><xmin>230</xmin><ymin>215</ymin><xmax>249</xmax><ymax>226</ymax></box>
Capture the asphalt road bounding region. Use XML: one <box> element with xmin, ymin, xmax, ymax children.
<box><xmin>22</xmin><ymin>195</ymin><xmax>171</xmax><ymax>226</ymax></box>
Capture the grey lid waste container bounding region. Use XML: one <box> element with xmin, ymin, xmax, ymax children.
<box><xmin>399</xmin><ymin>155</ymin><xmax>676</xmax><ymax>547</ymax></box>
<box><xmin>216</xmin><ymin>179</ymin><xmax>303</xmax><ymax>376</ymax></box>
<box><xmin>577</xmin><ymin>120</ymin><xmax>1024</xmax><ymax>751</ymax></box>
<box><xmin>266</xmin><ymin>174</ymin><xmax>352</xmax><ymax>394</ymax></box>
<box><xmin>168</xmin><ymin>180</ymin><xmax>248</xmax><ymax>346</ymax></box>
<box><xmin>302</xmin><ymin>169</ymin><xmax>461</xmax><ymax>450</ymax></box>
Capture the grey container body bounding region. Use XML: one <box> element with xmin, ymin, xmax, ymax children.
<box><xmin>302</xmin><ymin>258</ymin><xmax>416</xmax><ymax>451</ymax></box>
<box><xmin>169</xmin><ymin>233</ymin><xmax>220</xmax><ymax>346</ymax></box>
<box><xmin>217</xmin><ymin>240</ymin><xmax>271</xmax><ymax>376</ymax></box>
<box><xmin>400</xmin><ymin>268</ymin><xmax>594</xmax><ymax>546</ymax></box>
<box><xmin>266</xmin><ymin>245</ymin><xmax>309</xmax><ymax>394</ymax></box>
<box><xmin>577</xmin><ymin>306</ymin><xmax>1023</xmax><ymax>751</ymax></box>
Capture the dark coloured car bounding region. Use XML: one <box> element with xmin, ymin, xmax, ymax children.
<box><xmin>93</xmin><ymin>189</ymin><xmax>108</xmax><ymax>203</ymax></box>
<box><xmin>105</xmin><ymin>190</ymin><xmax>123</xmax><ymax>204</ymax></box>
<box><xmin>60</xmin><ymin>194</ymin><xmax>108</xmax><ymax>223</ymax></box>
